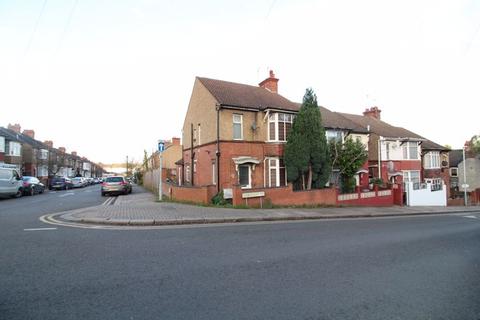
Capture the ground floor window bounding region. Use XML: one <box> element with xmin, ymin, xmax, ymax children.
<box><xmin>238</xmin><ymin>164</ymin><xmax>251</xmax><ymax>188</ymax></box>
<box><xmin>403</xmin><ymin>170</ymin><xmax>420</xmax><ymax>189</ymax></box>
<box><xmin>265</xmin><ymin>157</ymin><xmax>286</xmax><ymax>187</ymax></box>
<box><xmin>425</xmin><ymin>178</ymin><xmax>443</xmax><ymax>191</ymax></box>
<box><xmin>212</xmin><ymin>161</ymin><xmax>216</xmax><ymax>185</ymax></box>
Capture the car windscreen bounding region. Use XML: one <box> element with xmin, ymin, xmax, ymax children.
<box><xmin>106</xmin><ymin>177</ymin><xmax>123</xmax><ymax>183</ymax></box>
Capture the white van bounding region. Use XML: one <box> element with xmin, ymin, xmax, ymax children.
<box><xmin>0</xmin><ymin>165</ymin><xmax>23</xmax><ymax>198</ymax></box>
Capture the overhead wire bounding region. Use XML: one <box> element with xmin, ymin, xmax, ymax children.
<box><xmin>24</xmin><ymin>0</ymin><xmax>48</xmax><ymax>56</ymax></box>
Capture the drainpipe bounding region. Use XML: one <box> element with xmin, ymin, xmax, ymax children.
<box><xmin>215</xmin><ymin>104</ymin><xmax>221</xmax><ymax>193</ymax></box>
<box><xmin>377</xmin><ymin>137</ymin><xmax>382</xmax><ymax>181</ymax></box>
<box><xmin>190</xmin><ymin>123</ymin><xmax>194</xmax><ymax>186</ymax></box>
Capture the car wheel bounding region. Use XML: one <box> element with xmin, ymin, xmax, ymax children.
<box><xmin>101</xmin><ymin>192</ymin><xmax>106</xmax><ymax>196</ymax></box>
<box><xmin>128</xmin><ymin>188</ymin><xmax>132</xmax><ymax>194</ymax></box>
<box><xmin>14</xmin><ymin>188</ymin><xmax>23</xmax><ymax>198</ymax></box>
<box><xmin>39</xmin><ymin>188</ymin><xmax>44</xmax><ymax>194</ymax></box>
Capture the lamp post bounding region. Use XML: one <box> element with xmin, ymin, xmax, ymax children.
<box><xmin>158</xmin><ymin>140</ymin><xmax>165</xmax><ymax>201</ymax></box>
<box><xmin>462</xmin><ymin>146</ymin><xmax>468</xmax><ymax>206</ymax></box>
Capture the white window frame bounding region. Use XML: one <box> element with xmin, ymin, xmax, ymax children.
<box><xmin>40</xmin><ymin>149</ymin><xmax>48</xmax><ymax>160</ymax></box>
<box><xmin>265</xmin><ymin>157</ymin><xmax>287</xmax><ymax>187</ymax></box>
<box><xmin>233</xmin><ymin>114</ymin><xmax>243</xmax><ymax>140</ymax></box>
<box><xmin>185</xmin><ymin>165</ymin><xmax>190</xmax><ymax>182</ymax></box>
<box><xmin>0</xmin><ymin>136</ymin><xmax>5</xmax><ymax>153</ymax></box>
<box><xmin>450</xmin><ymin>167</ymin><xmax>458</xmax><ymax>177</ymax></box>
<box><xmin>238</xmin><ymin>164</ymin><xmax>251</xmax><ymax>189</ymax></box>
<box><xmin>424</xmin><ymin>151</ymin><xmax>440</xmax><ymax>169</ymax></box>
<box><xmin>8</xmin><ymin>142</ymin><xmax>21</xmax><ymax>157</ymax></box>
<box><xmin>326</xmin><ymin>130</ymin><xmax>343</xmax><ymax>143</ymax></box>
<box><xmin>268</xmin><ymin>113</ymin><xmax>294</xmax><ymax>142</ymax></box>
<box><xmin>402</xmin><ymin>141</ymin><xmax>419</xmax><ymax>160</ymax></box>
<box><xmin>193</xmin><ymin>160</ymin><xmax>197</xmax><ymax>173</ymax></box>
<box><xmin>212</xmin><ymin>161</ymin><xmax>216</xmax><ymax>185</ymax></box>
<box><xmin>37</xmin><ymin>165</ymin><xmax>48</xmax><ymax>177</ymax></box>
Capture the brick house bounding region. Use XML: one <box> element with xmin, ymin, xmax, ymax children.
<box><xmin>0</xmin><ymin>126</ymin><xmax>23</xmax><ymax>169</ymax></box>
<box><xmin>180</xmin><ymin>71</ymin><xmax>370</xmax><ymax>194</ymax></box>
<box><xmin>340</xmin><ymin>108</ymin><xmax>450</xmax><ymax>194</ymax></box>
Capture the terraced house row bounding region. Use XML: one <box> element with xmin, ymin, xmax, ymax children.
<box><xmin>0</xmin><ymin>124</ymin><xmax>105</xmax><ymax>186</ymax></box>
<box><xmin>164</xmin><ymin>71</ymin><xmax>451</xmax><ymax>207</ymax></box>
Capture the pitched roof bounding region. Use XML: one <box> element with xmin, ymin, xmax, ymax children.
<box><xmin>339</xmin><ymin>113</ymin><xmax>447</xmax><ymax>151</ymax></box>
<box><xmin>2</xmin><ymin>128</ymin><xmax>48</xmax><ymax>149</ymax></box>
<box><xmin>0</xmin><ymin>127</ymin><xmax>21</xmax><ymax>142</ymax></box>
<box><xmin>197</xmin><ymin>77</ymin><xmax>299</xmax><ymax>112</ymax></box>
<box><xmin>198</xmin><ymin>77</ymin><xmax>367</xmax><ymax>133</ymax></box>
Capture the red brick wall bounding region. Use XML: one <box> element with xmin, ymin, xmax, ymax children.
<box><xmin>165</xmin><ymin>183</ymin><xmax>216</xmax><ymax>204</ymax></box>
<box><xmin>0</xmin><ymin>153</ymin><xmax>4</xmax><ymax>162</ymax></box>
<box><xmin>232</xmin><ymin>185</ymin><xmax>337</xmax><ymax>207</ymax></box>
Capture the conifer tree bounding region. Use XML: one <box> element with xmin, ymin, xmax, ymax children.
<box><xmin>285</xmin><ymin>88</ymin><xmax>331</xmax><ymax>190</ymax></box>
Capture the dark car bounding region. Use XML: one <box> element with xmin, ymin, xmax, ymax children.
<box><xmin>22</xmin><ymin>176</ymin><xmax>45</xmax><ymax>196</ymax></box>
<box><xmin>101</xmin><ymin>176</ymin><xmax>132</xmax><ymax>196</ymax></box>
<box><xmin>49</xmin><ymin>176</ymin><xmax>73</xmax><ymax>190</ymax></box>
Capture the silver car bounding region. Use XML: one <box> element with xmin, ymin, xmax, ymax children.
<box><xmin>101</xmin><ymin>176</ymin><xmax>132</xmax><ymax>196</ymax></box>
<box><xmin>0</xmin><ymin>166</ymin><xmax>23</xmax><ymax>198</ymax></box>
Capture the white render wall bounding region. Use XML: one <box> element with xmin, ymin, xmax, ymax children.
<box><xmin>406</xmin><ymin>182</ymin><xmax>447</xmax><ymax>206</ymax></box>
<box><xmin>380</xmin><ymin>139</ymin><xmax>422</xmax><ymax>161</ymax></box>
<box><xmin>458</xmin><ymin>158</ymin><xmax>480</xmax><ymax>192</ymax></box>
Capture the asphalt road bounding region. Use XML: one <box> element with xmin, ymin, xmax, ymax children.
<box><xmin>1</xmin><ymin>186</ymin><xmax>479</xmax><ymax>320</ymax></box>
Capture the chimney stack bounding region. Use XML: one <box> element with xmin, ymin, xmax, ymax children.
<box><xmin>363</xmin><ymin>106</ymin><xmax>381</xmax><ymax>120</ymax></box>
<box><xmin>58</xmin><ymin>147</ymin><xmax>66</xmax><ymax>153</ymax></box>
<box><xmin>23</xmin><ymin>130</ymin><xmax>35</xmax><ymax>139</ymax></box>
<box><xmin>8</xmin><ymin>123</ymin><xmax>21</xmax><ymax>133</ymax></box>
<box><xmin>72</xmin><ymin>151</ymin><xmax>77</xmax><ymax>157</ymax></box>
<box><xmin>259</xmin><ymin>70</ymin><xmax>279</xmax><ymax>93</ymax></box>
<box><xmin>172</xmin><ymin>137</ymin><xmax>181</xmax><ymax>146</ymax></box>
<box><xmin>44</xmin><ymin>140</ymin><xmax>53</xmax><ymax>148</ymax></box>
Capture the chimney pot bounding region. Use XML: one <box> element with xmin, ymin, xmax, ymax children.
<box><xmin>22</xmin><ymin>130</ymin><xmax>35</xmax><ymax>139</ymax></box>
<box><xmin>258</xmin><ymin>69</ymin><xmax>279</xmax><ymax>94</ymax></box>
<box><xmin>363</xmin><ymin>106</ymin><xmax>381</xmax><ymax>120</ymax></box>
<box><xmin>8</xmin><ymin>123</ymin><xmax>21</xmax><ymax>133</ymax></box>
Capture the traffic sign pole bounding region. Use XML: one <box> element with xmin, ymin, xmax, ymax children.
<box><xmin>158</xmin><ymin>141</ymin><xmax>165</xmax><ymax>202</ymax></box>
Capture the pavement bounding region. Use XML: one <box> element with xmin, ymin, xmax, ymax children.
<box><xmin>48</xmin><ymin>186</ymin><xmax>480</xmax><ymax>226</ymax></box>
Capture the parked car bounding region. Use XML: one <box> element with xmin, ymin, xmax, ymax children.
<box><xmin>71</xmin><ymin>177</ymin><xmax>87</xmax><ymax>188</ymax></box>
<box><xmin>22</xmin><ymin>176</ymin><xmax>45</xmax><ymax>196</ymax></box>
<box><xmin>101</xmin><ymin>176</ymin><xmax>132</xmax><ymax>196</ymax></box>
<box><xmin>49</xmin><ymin>176</ymin><xmax>74</xmax><ymax>190</ymax></box>
<box><xmin>0</xmin><ymin>165</ymin><xmax>23</xmax><ymax>198</ymax></box>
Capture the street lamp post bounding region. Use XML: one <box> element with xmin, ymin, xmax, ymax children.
<box><xmin>158</xmin><ymin>140</ymin><xmax>165</xmax><ymax>202</ymax></box>
<box><xmin>463</xmin><ymin>146</ymin><xmax>468</xmax><ymax>206</ymax></box>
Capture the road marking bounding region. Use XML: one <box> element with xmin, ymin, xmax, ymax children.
<box><xmin>102</xmin><ymin>197</ymin><xmax>114</xmax><ymax>206</ymax></box>
<box><xmin>24</xmin><ymin>227</ymin><xmax>57</xmax><ymax>231</ymax></box>
<box><xmin>59</xmin><ymin>192</ymin><xmax>75</xmax><ymax>198</ymax></box>
<box><xmin>463</xmin><ymin>215</ymin><xmax>478</xmax><ymax>219</ymax></box>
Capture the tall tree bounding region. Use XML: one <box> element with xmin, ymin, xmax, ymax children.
<box><xmin>470</xmin><ymin>135</ymin><xmax>480</xmax><ymax>155</ymax></box>
<box><xmin>143</xmin><ymin>150</ymin><xmax>149</xmax><ymax>171</ymax></box>
<box><xmin>285</xmin><ymin>88</ymin><xmax>331</xmax><ymax>190</ymax></box>
<box><xmin>330</xmin><ymin>137</ymin><xmax>368</xmax><ymax>193</ymax></box>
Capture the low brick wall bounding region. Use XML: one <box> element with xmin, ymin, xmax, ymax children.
<box><xmin>232</xmin><ymin>185</ymin><xmax>337</xmax><ymax>207</ymax></box>
<box><xmin>164</xmin><ymin>183</ymin><xmax>217</xmax><ymax>205</ymax></box>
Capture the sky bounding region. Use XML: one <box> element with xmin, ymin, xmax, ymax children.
<box><xmin>1</xmin><ymin>0</ymin><xmax>479</xmax><ymax>164</ymax></box>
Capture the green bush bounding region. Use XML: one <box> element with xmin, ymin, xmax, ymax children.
<box><xmin>211</xmin><ymin>191</ymin><xmax>228</xmax><ymax>206</ymax></box>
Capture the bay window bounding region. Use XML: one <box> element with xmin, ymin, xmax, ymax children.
<box><xmin>424</xmin><ymin>151</ymin><xmax>440</xmax><ymax>169</ymax></box>
<box><xmin>268</xmin><ymin>113</ymin><xmax>294</xmax><ymax>142</ymax></box>
<box><xmin>402</xmin><ymin>141</ymin><xmax>419</xmax><ymax>160</ymax></box>
<box><xmin>266</xmin><ymin>157</ymin><xmax>286</xmax><ymax>187</ymax></box>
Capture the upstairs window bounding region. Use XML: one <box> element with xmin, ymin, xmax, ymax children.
<box><xmin>8</xmin><ymin>142</ymin><xmax>21</xmax><ymax>156</ymax></box>
<box><xmin>326</xmin><ymin>130</ymin><xmax>343</xmax><ymax>143</ymax></box>
<box><xmin>233</xmin><ymin>114</ymin><xmax>243</xmax><ymax>140</ymax></box>
<box><xmin>402</xmin><ymin>141</ymin><xmax>419</xmax><ymax>160</ymax></box>
<box><xmin>424</xmin><ymin>151</ymin><xmax>440</xmax><ymax>169</ymax></box>
<box><xmin>39</xmin><ymin>149</ymin><xmax>48</xmax><ymax>160</ymax></box>
<box><xmin>0</xmin><ymin>136</ymin><xmax>4</xmax><ymax>153</ymax></box>
<box><xmin>450</xmin><ymin>168</ymin><xmax>458</xmax><ymax>177</ymax></box>
<box><xmin>268</xmin><ymin>113</ymin><xmax>294</xmax><ymax>142</ymax></box>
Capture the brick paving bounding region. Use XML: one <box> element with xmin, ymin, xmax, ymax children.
<box><xmin>57</xmin><ymin>188</ymin><xmax>480</xmax><ymax>226</ymax></box>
